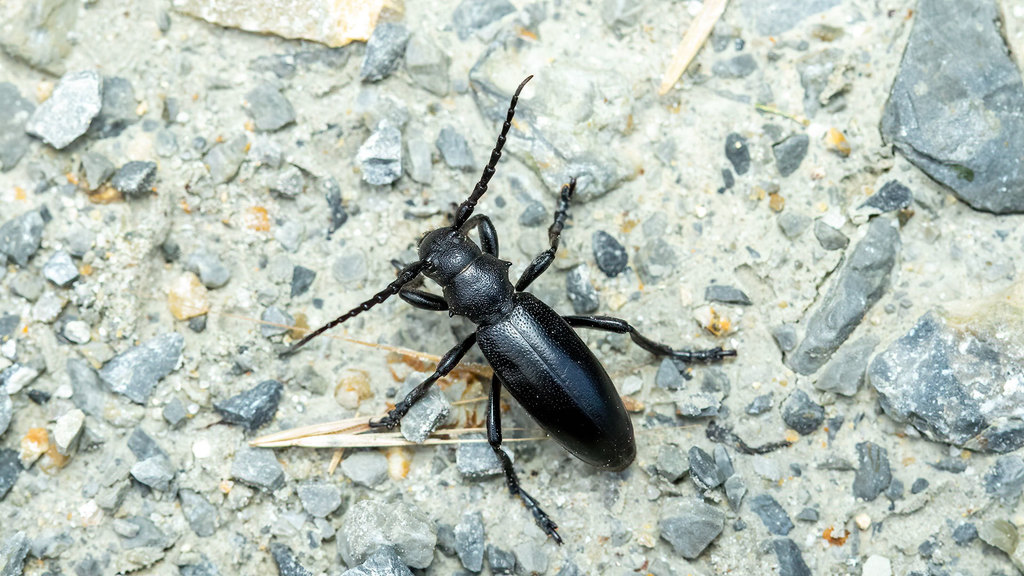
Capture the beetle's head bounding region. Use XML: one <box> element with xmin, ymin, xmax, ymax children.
<box><xmin>417</xmin><ymin>226</ymin><xmax>479</xmax><ymax>283</ymax></box>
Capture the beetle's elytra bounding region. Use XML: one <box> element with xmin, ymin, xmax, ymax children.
<box><xmin>283</xmin><ymin>76</ymin><xmax>735</xmax><ymax>543</ymax></box>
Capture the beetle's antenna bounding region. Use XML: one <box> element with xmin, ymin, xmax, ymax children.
<box><xmin>452</xmin><ymin>75</ymin><xmax>533</xmax><ymax>229</ymax></box>
<box><xmin>280</xmin><ymin>261</ymin><xmax>428</xmax><ymax>357</ymax></box>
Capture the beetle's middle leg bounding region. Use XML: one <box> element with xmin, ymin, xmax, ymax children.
<box><xmin>370</xmin><ymin>333</ymin><xmax>478</xmax><ymax>429</ymax></box>
<box><xmin>562</xmin><ymin>315</ymin><xmax>736</xmax><ymax>362</ymax></box>
<box><xmin>515</xmin><ymin>179</ymin><xmax>576</xmax><ymax>291</ymax></box>
<box><xmin>487</xmin><ymin>374</ymin><xmax>563</xmax><ymax>544</ymax></box>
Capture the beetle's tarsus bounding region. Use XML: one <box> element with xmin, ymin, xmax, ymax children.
<box><xmin>519</xmin><ymin>488</ymin><xmax>562</xmax><ymax>544</ymax></box>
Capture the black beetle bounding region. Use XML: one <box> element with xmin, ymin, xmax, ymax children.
<box><xmin>283</xmin><ymin>76</ymin><xmax>735</xmax><ymax>543</ymax></box>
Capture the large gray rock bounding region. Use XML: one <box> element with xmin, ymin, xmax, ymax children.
<box><xmin>99</xmin><ymin>333</ymin><xmax>184</xmax><ymax>404</ymax></box>
<box><xmin>788</xmin><ymin>219</ymin><xmax>899</xmax><ymax>374</ymax></box>
<box><xmin>25</xmin><ymin>70</ymin><xmax>102</xmax><ymax>149</ymax></box>
<box><xmin>881</xmin><ymin>0</ymin><xmax>1024</xmax><ymax>214</ymax></box>
<box><xmin>337</xmin><ymin>499</ymin><xmax>437</xmax><ymax>569</ymax></box>
<box><xmin>869</xmin><ymin>285</ymin><xmax>1024</xmax><ymax>452</ymax></box>
<box><xmin>657</xmin><ymin>499</ymin><xmax>725</xmax><ymax>559</ymax></box>
<box><xmin>0</xmin><ymin>83</ymin><xmax>34</xmax><ymax>172</ymax></box>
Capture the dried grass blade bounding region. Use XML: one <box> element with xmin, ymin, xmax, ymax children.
<box><xmin>658</xmin><ymin>0</ymin><xmax>729</xmax><ymax>95</ymax></box>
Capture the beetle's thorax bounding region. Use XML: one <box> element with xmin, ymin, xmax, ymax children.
<box><xmin>419</xmin><ymin>227</ymin><xmax>514</xmax><ymax>325</ymax></box>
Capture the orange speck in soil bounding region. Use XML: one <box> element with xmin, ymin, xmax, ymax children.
<box><xmin>245</xmin><ymin>206</ymin><xmax>271</xmax><ymax>231</ymax></box>
<box><xmin>14</xmin><ymin>187</ymin><xmax>26</xmax><ymax>200</ymax></box>
<box><xmin>823</xmin><ymin>526</ymin><xmax>849</xmax><ymax>546</ymax></box>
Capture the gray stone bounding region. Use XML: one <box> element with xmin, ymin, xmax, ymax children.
<box><xmin>712</xmin><ymin>54</ymin><xmax>757</xmax><ymax>78</ymax></box>
<box><xmin>910</xmin><ymin>478</ymin><xmax>929</xmax><ymax>494</ymax></box>
<box><xmin>297</xmin><ymin>482</ymin><xmax>342</xmax><ymax>518</ymax></box>
<box><xmin>798</xmin><ymin>48</ymin><xmax>848</xmax><ymax>117</ymax></box>
<box><xmin>154</xmin><ymin>129</ymin><xmax>177</xmax><ymax>157</ymax></box>
<box><xmin>0</xmin><ymin>449</ymin><xmax>20</xmax><ymax>501</ymax></box>
<box><xmin>28</xmin><ymin>534</ymin><xmax>73</xmax><ymax>565</ymax></box>
<box><xmin>514</xmin><ymin>541</ymin><xmax>548</xmax><ymax>575</ymax></box>
<box><xmin>436</xmin><ymin>523</ymin><xmax>457</xmax><ymax>556</ymax></box>
<box><xmin>89</xmin><ymin>77</ymin><xmax>137</xmax><ymax>138</ymax></box>
<box><xmin>860</xmin><ymin>180</ymin><xmax>913</xmax><ymax>213</ymax></box>
<box><xmin>705</xmin><ymin>285</ymin><xmax>751</xmax><ymax>306</ymax></box>
<box><xmin>853</xmin><ymin>441</ymin><xmax>891</xmax><ymax>502</ymax></box>
<box><xmin>454</xmin><ymin>511</ymin><xmax>485</xmax><ymax>572</ymax></box>
<box><xmin>724</xmin><ymin>133</ymin><xmax>750</xmax><ymax>175</ymax></box>
<box><xmin>334</xmin><ymin>251</ymin><xmax>368</xmax><ymax>283</ymax></box>
<box><xmin>245</xmin><ymin>84</ymin><xmax>295</xmax><ymax>132</ymax></box>
<box><xmin>230</xmin><ymin>447</ymin><xmax>285</xmax><ymax>491</ymax></box>
<box><xmin>601</xmin><ymin>0</ymin><xmax>643</xmax><ymax>33</ymax></box>
<box><xmin>405</xmin><ymin>137</ymin><xmax>433</xmax><ymax>184</ymax></box>
<box><xmin>25</xmin><ymin>70</ymin><xmax>102</xmax><ymax>149</ymax></box>
<box><xmin>985</xmin><ymin>455</ymin><xmax>1024</xmax><ymax>501</ymax></box>
<box><xmin>180</xmin><ymin>559</ymin><xmax>221</xmax><ymax>576</ymax></box>
<box><xmin>885</xmin><ymin>477</ymin><xmax>904</xmax><ymax>501</ymax></box>
<box><xmin>592</xmin><ymin>230</ymin><xmax>628</xmax><ymax>277</ymax></box>
<box><xmin>111</xmin><ymin>161</ymin><xmax>157</xmax><ymax>198</ymax></box>
<box><xmin>772</xmin><ymin>134</ymin><xmax>809</xmax><ymax>178</ymax></box>
<box><xmin>688</xmin><ymin>446</ymin><xmax>723</xmax><ymax>490</ymax></box>
<box><xmin>771</xmin><ymin>324</ymin><xmax>798</xmax><ymax>353</ymax></box>
<box><xmin>953</xmin><ymin>523</ymin><xmax>978</xmax><ymax>546</ymax></box>
<box><xmin>788</xmin><ymin>218</ymin><xmax>899</xmax><ymax>374</ymax></box>
<box><xmin>68</xmin><ymin>358</ymin><xmax>107</xmax><ymax>418</ymax></box>
<box><xmin>337</xmin><ymin>499</ymin><xmax>437</xmax><ymax>569</ymax></box>
<box><xmin>0</xmin><ymin>83</ymin><xmax>34</xmax><ymax>172</ymax></box>
<box><xmin>657</xmin><ymin>499</ymin><xmax>725</xmax><ymax>559</ymax></box>
<box><xmin>566</xmin><ymin>264</ymin><xmax>600</xmax><ymax>314</ymax></box>
<box><xmin>10</xmin><ymin>272</ymin><xmax>44</xmax><ymax>302</ymax></box>
<box><xmin>453</xmin><ymin>0</ymin><xmax>515</xmax><ymax>40</ymax></box>
<box><xmin>746</xmin><ymin>392</ymin><xmax>773</xmax><ymax>415</ymax></box>
<box><xmin>214</xmin><ymin>380</ymin><xmax>282</xmax><ymax>430</ymax></box>
<box><xmin>749</xmin><ymin>494</ymin><xmax>793</xmax><ymax>536</ymax></box>
<box><xmin>487</xmin><ymin>545</ymin><xmax>515</xmax><ymax>574</ymax></box>
<box><xmin>781</xmin><ymin>390</ymin><xmax>824</xmax><ymax>435</ymax></box>
<box><xmin>357</xmin><ymin>122</ymin><xmax>402</xmax><ymax>185</ymax></box>
<box><xmin>179</xmin><ymin>489</ymin><xmax>218</xmax><ymax>536</ymax></box>
<box><xmin>204</xmin><ymin>135</ymin><xmax>248</xmax><ymax>185</ymax></box>
<box><xmin>405</xmin><ymin>34</ymin><xmax>450</xmax><ymax>96</ymax></box>
<box><xmin>813</xmin><ymin>220</ymin><xmax>848</xmax><ymax>251</ymax></box>
<box><xmin>0</xmin><ymin>314</ymin><xmax>18</xmax><ymax>337</ymax></box>
<box><xmin>291</xmin><ymin>265</ymin><xmax>316</xmax><ymax>298</ymax></box>
<box><xmin>340</xmin><ymin>547</ymin><xmax>413</xmax><ymax>576</ymax></box>
<box><xmin>340</xmin><ymin>451</ymin><xmax>389</xmax><ymax>488</ymax></box>
<box><xmin>271</xmin><ymin>165</ymin><xmax>305</xmax><ymax>198</ymax></box>
<box><xmin>637</xmin><ymin>238</ymin><xmax>677</xmax><ymax>283</ymax></box>
<box><xmin>795</xmin><ymin>507</ymin><xmax>819</xmax><ymax>522</ymax></box>
<box><xmin>0</xmin><ymin>531</ymin><xmax>28</xmax><ymax>576</ymax></box>
<box><xmin>771</xmin><ymin>538</ymin><xmax>811</xmax><ymax>576</ymax></box>
<box><xmin>555</xmin><ymin>561</ymin><xmax>582</xmax><ymax>576</ymax></box>
<box><xmin>777</xmin><ymin>212</ymin><xmax>811</xmax><ymax>239</ymax></box>
<box><xmin>0</xmin><ymin>394</ymin><xmax>10</xmax><ymax>439</ymax></box>
<box><xmin>127</xmin><ymin>427</ymin><xmax>167</xmax><ymax>460</ymax></box>
<box><xmin>714</xmin><ymin>445</ymin><xmax>734</xmax><ymax>478</ymax></box>
<box><xmin>0</xmin><ymin>210</ymin><xmax>46</xmax><ymax>267</ymax></box>
<box><xmin>81</xmin><ymin>152</ymin><xmax>114</xmax><ymax>191</ymax></box>
<box><xmin>881</xmin><ymin>0</ymin><xmax>1024</xmax><ymax>214</ymax></box>
<box><xmin>457</xmin><ymin>436</ymin><xmax>510</xmax><ymax>478</ymax></box>
<box><xmin>186</xmin><ymin>251</ymin><xmax>231</xmax><ymax>289</ymax></box>
<box><xmin>740</xmin><ymin>0</ymin><xmax>841</xmax><ymax>36</ymax></box>
<box><xmin>162</xmin><ymin>397</ymin><xmax>187</xmax><ymax>429</ymax></box>
<box><xmin>269</xmin><ymin>543</ymin><xmax>312</xmax><ymax>576</ymax></box>
<box><xmin>400</xmin><ymin>380</ymin><xmax>451</xmax><ymax>444</ymax></box>
<box><xmin>868</xmin><ymin>294</ymin><xmax>1024</xmax><ymax>452</ymax></box>
<box><xmin>655</xmin><ymin>358</ymin><xmax>684</xmax><ymax>390</ymax></box>
<box><xmin>52</xmin><ymin>408</ymin><xmax>84</xmax><ymax>454</ymax></box>
<box><xmin>274</xmin><ymin>220</ymin><xmax>303</xmax><ymax>252</ymax></box>
<box><xmin>518</xmin><ymin>202</ymin><xmax>547</xmax><ymax>227</ymax></box>
<box><xmin>99</xmin><ymin>333</ymin><xmax>184</xmax><ymax>404</ymax></box>
<box><xmin>361</xmin><ymin>23</ymin><xmax>410</xmax><ymax>82</ymax></box>
<box><xmin>130</xmin><ymin>456</ymin><xmax>175</xmax><ymax>491</ymax></box>
<box><xmin>724</xmin><ymin>474</ymin><xmax>746</xmax><ymax>511</ymax></box>
<box><xmin>814</xmin><ymin>335</ymin><xmax>878</xmax><ymax>396</ymax></box>
<box><xmin>42</xmin><ymin>250</ymin><xmax>78</xmax><ymax>287</ymax></box>
<box><xmin>436</xmin><ymin>126</ymin><xmax>476</xmax><ymax>171</ymax></box>
<box><xmin>260</xmin><ymin>306</ymin><xmax>294</xmax><ymax>338</ymax></box>
<box><xmin>655</xmin><ymin>444</ymin><xmax>689</xmax><ymax>483</ymax></box>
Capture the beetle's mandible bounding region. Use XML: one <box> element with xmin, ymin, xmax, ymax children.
<box><xmin>282</xmin><ymin>75</ymin><xmax>736</xmax><ymax>543</ymax></box>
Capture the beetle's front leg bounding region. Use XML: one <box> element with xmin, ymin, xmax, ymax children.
<box><xmin>562</xmin><ymin>315</ymin><xmax>736</xmax><ymax>362</ymax></box>
<box><xmin>370</xmin><ymin>333</ymin><xmax>477</xmax><ymax>429</ymax></box>
<box><xmin>487</xmin><ymin>374</ymin><xmax>563</xmax><ymax>544</ymax></box>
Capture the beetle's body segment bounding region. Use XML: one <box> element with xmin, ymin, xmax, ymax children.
<box><xmin>283</xmin><ymin>76</ymin><xmax>734</xmax><ymax>544</ymax></box>
<box><xmin>477</xmin><ymin>292</ymin><xmax>636</xmax><ymax>470</ymax></box>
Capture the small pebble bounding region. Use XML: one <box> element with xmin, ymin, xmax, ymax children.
<box><xmin>655</xmin><ymin>444</ymin><xmax>689</xmax><ymax>483</ymax></box>
<box><xmin>400</xmin><ymin>380</ymin><xmax>451</xmax><ymax>444</ymax></box>
<box><xmin>813</xmin><ymin>220</ymin><xmax>849</xmax><ymax>250</ymax></box>
<box><xmin>1</xmin><ymin>363</ymin><xmax>40</xmax><ymax>395</ymax></box>
<box><xmin>862</xmin><ymin>555</ymin><xmax>892</xmax><ymax>576</ymax></box>
<box><xmin>246</xmin><ymin>84</ymin><xmax>296</xmax><ymax>131</ymax></box>
<box><xmin>186</xmin><ymin>251</ymin><xmax>232</xmax><ymax>289</ymax></box>
<box><xmin>655</xmin><ymin>358</ymin><xmax>684</xmax><ymax>390</ymax></box>
<box><xmin>771</xmin><ymin>324</ymin><xmax>798</xmax><ymax>352</ymax></box>
<box><xmin>518</xmin><ymin>202</ymin><xmax>547</xmax><ymax>227</ymax></box>
<box><xmin>230</xmin><ymin>447</ymin><xmax>285</xmax><ymax>491</ymax></box>
<box><xmin>487</xmin><ymin>545</ymin><xmax>516</xmax><ymax>574</ymax></box>
<box><xmin>25</xmin><ymin>70</ymin><xmax>102</xmax><ymax>149</ymax></box>
<box><xmin>854</xmin><ymin>512</ymin><xmax>872</xmax><ymax>530</ymax></box>
<box><xmin>90</xmin><ymin>76</ymin><xmax>137</xmax><ymax>138</ymax></box>
<box><xmin>405</xmin><ymin>34</ymin><xmax>450</xmax><ymax>96</ymax></box>
<box><xmin>162</xmin><ymin>398</ymin><xmax>187</xmax><ymax>429</ymax></box>
<box><xmin>566</xmin><ymin>264</ymin><xmax>600</xmax><ymax>314</ymax></box>
<box><xmin>297</xmin><ymin>482</ymin><xmax>343</xmax><ymax>518</ymax></box>
<box><xmin>0</xmin><ymin>449</ymin><xmax>20</xmax><ymax>501</ymax></box>
<box><xmin>714</xmin><ymin>445</ymin><xmax>734</xmax><ymax>478</ymax></box>
<box><xmin>338</xmin><ymin>499</ymin><xmax>436</xmax><ymax>569</ymax></box>
<box><xmin>455</xmin><ymin>511</ymin><xmax>485</xmax><ymax>572</ymax></box>
<box><xmin>712</xmin><ymin>53</ymin><xmax>758</xmax><ymax>78</ymax></box>
<box><xmin>772</xmin><ymin>538</ymin><xmax>811</xmax><ymax>576</ymax></box>
<box><xmin>271</xmin><ymin>165</ymin><xmax>305</xmax><ymax>198</ymax></box>
<box><xmin>778</xmin><ymin>212</ymin><xmax>812</xmax><ymax>239</ymax></box>
<box><xmin>688</xmin><ymin>446</ymin><xmax>723</xmax><ymax>490</ymax></box>
<box><xmin>0</xmin><ymin>210</ymin><xmax>46</xmax><ymax>267</ymax></box>
<box><xmin>705</xmin><ymin>284</ymin><xmax>752</xmax><ymax>305</ymax></box>
<box><xmin>99</xmin><ymin>333</ymin><xmax>184</xmax><ymax>404</ymax></box>
<box><xmin>514</xmin><ymin>541</ymin><xmax>548</xmax><ymax>575</ymax></box>
<box><xmin>111</xmin><ymin>161</ymin><xmax>157</xmax><ymax>198</ymax></box>
<box><xmin>657</xmin><ymin>499</ymin><xmax>725</xmax><ymax>559</ymax></box>
<box><xmin>781</xmin><ymin>389</ymin><xmax>825</xmax><ymax>435</ymax></box>
<box><xmin>457</xmin><ymin>436</ymin><xmax>509</xmax><ymax>478</ymax></box>
<box><xmin>179</xmin><ymin>489</ymin><xmax>218</xmax><ymax>537</ymax></box>
<box><xmin>984</xmin><ymin>455</ymin><xmax>1024</xmax><ymax>500</ymax></box>
<box><xmin>204</xmin><ymin>135</ymin><xmax>248</xmax><ymax>184</ymax></box>
<box><xmin>340</xmin><ymin>451</ymin><xmax>389</xmax><ymax>488</ymax></box>
<box><xmin>853</xmin><ymin>441</ymin><xmax>891</xmax><ymax>502</ymax></box>
<box><xmin>0</xmin><ymin>83</ymin><xmax>34</xmax><ymax>172</ymax></box>
<box><xmin>357</xmin><ymin>122</ymin><xmax>403</xmax><ymax>185</ymax></box>
<box><xmin>42</xmin><ymin>250</ymin><xmax>79</xmax><ymax>287</ymax></box>
<box><xmin>952</xmin><ymin>522</ymin><xmax>978</xmax><ymax>546</ymax></box>
<box><xmin>269</xmin><ymin>543</ymin><xmax>312</xmax><ymax>576</ymax></box>
<box><xmin>773</xmin><ymin>134</ymin><xmax>809</xmax><ymax>177</ymax></box>
<box><xmin>213</xmin><ymin>380</ymin><xmax>283</xmax><ymax>430</ymax></box>
<box><xmin>340</xmin><ymin>547</ymin><xmax>413</xmax><ymax>576</ymax></box>
<box><xmin>290</xmin><ymin>266</ymin><xmax>316</xmax><ymax>298</ymax></box>
<box><xmin>129</xmin><ymin>456</ymin><xmax>175</xmax><ymax>491</ymax></box>
<box><xmin>749</xmin><ymin>494</ymin><xmax>794</xmax><ymax>536</ymax></box>
<box><xmin>62</xmin><ymin>320</ymin><xmax>91</xmax><ymax>343</ymax></box>
<box><xmin>361</xmin><ymin>23</ymin><xmax>410</xmax><ymax>82</ymax></box>
<box><xmin>860</xmin><ymin>180</ymin><xmax>913</xmax><ymax>213</ymax></box>
<box><xmin>746</xmin><ymin>392</ymin><xmax>773</xmax><ymax>415</ymax></box>
<box><xmin>436</xmin><ymin>126</ymin><xmax>475</xmax><ymax>171</ymax></box>
<box><xmin>724</xmin><ymin>133</ymin><xmax>750</xmax><ymax>175</ymax></box>
<box><xmin>795</xmin><ymin>507</ymin><xmax>819</xmax><ymax>522</ymax></box>
<box><xmin>724</xmin><ymin>474</ymin><xmax>746</xmax><ymax>511</ymax></box>
<box><xmin>52</xmin><ymin>409</ymin><xmax>84</xmax><ymax>454</ymax></box>
<box><xmin>404</xmin><ymin>137</ymin><xmax>433</xmax><ymax>184</ymax></box>
<box><xmin>260</xmin><ymin>306</ymin><xmax>294</xmax><ymax>338</ymax></box>
<box><xmin>0</xmin><ymin>394</ymin><xmax>10</xmax><ymax>439</ymax></box>
<box><xmin>452</xmin><ymin>0</ymin><xmax>516</xmax><ymax>40</ymax></box>
<box><xmin>168</xmin><ymin>272</ymin><xmax>210</xmax><ymax>320</ymax></box>
<box><xmin>910</xmin><ymin>478</ymin><xmax>929</xmax><ymax>494</ymax></box>
<box><xmin>81</xmin><ymin>152</ymin><xmax>114</xmax><ymax>190</ymax></box>
<box><xmin>592</xmin><ymin>230</ymin><xmax>628</xmax><ymax>277</ymax></box>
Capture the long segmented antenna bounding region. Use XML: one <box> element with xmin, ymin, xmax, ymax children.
<box><xmin>280</xmin><ymin>261</ymin><xmax>428</xmax><ymax>357</ymax></box>
<box><xmin>452</xmin><ymin>75</ymin><xmax>533</xmax><ymax>229</ymax></box>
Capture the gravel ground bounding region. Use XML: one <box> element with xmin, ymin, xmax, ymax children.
<box><xmin>3</xmin><ymin>0</ymin><xmax>1024</xmax><ymax>575</ymax></box>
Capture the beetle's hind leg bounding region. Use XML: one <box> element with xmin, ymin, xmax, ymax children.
<box><xmin>515</xmin><ymin>179</ymin><xmax>575</xmax><ymax>291</ymax></box>
<box><xmin>369</xmin><ymin>334</ymin><xmax>478</xmax><ymax>429</ymax></box>
<box><xmin>487</xmin><ymin>374</ymin><xmax>563</xmax><ymax>544</ymax></box>
<box><xmin>562</xmin><ymin>315</ymin><xmax>736</xmax><ymax>362</ymax></box>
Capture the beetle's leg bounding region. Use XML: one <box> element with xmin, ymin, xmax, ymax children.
<box><xmin>515</xmin><ymin>179</ymin><xmax>575</xmax><ymax>291</ymax></box>
<box><xmin>562</xmin><ymin>315</ymin><xmax>736</xmax><ymax>362</ymax></box>
<box><xmin>461</xmin><ymin>214</ymin><xmax>499</xmax><ymax>257</ymax></box>
<box><xmin>487</xmin><ymin>374</ymin><xmax>563</xmax><ymax>544</ymax></box>
<box><xmin>369</xmin><ymin>333</ymin><xmax>477</xmax><ymax>429</ymax></box>
<box><xmin>398</xmin><ymin>285</ymin><xmax>450</xmax><ymax>311</ymax></box>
